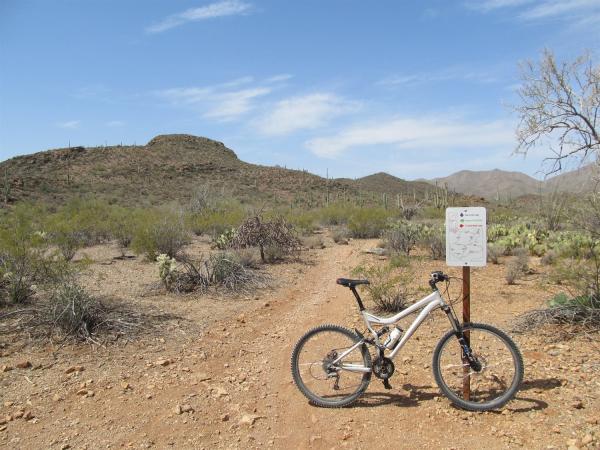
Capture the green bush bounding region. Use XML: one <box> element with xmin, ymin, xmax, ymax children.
<box><xmin>318</xmin><ymin>205</ymin><xmax>352</xmax><ymax>226</ymax></box>
<box><xmin>285</xmin><ymin>210</ymin><xmax>318</xmax><ymax>235</ymax></box>
<box><xmin>108</xmin><ymin>206</ymin><xmax>137</xmax><ymax>254</ymax></box>
<box><xmin>0</xmin><ymin>204</ymin><xmax>70</xmax><ymax>304</ymax></box>
<box><xmin>352</xmin><ymin>263</ymin><xmax>412</xmax><ymax>313</ymax></box>
<box><xmin>383</xmin><ymin>220</ymin><xmax>422</xmax><ymax>256</ymax></box>
<box><xmin>132</xmin><ymin>209</ymin><xmax>190</xmax><ymax>260</ymax></box>
<box><xmin>419</xmin><ymin>224</ymin><xmax>445</xmax><ymax>260</ymax></box>
<box><xmin>347</xmin><ymin>208</ymin><xmax>390</xmax><ymax>239</ymax></box>
<box><xmin>187</xmin><ymin>199</ymin><xmax>245</xmax><ymax>238</ymax></box>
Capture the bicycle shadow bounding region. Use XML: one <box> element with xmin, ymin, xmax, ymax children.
<box><xmin>350</xmin><ymin>378</ymin><xmax>558</xmax><ymax>412</ymax></box>
<box><xmin>352</xmin><ymin>383</ymin><xmax>442</xmax><ymax>408</ymax></box>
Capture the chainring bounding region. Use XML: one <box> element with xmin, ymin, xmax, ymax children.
<box><xmin>372</xmin><ymin>357</ymin><xmax>395</xmax><ymax>380</ymax></box>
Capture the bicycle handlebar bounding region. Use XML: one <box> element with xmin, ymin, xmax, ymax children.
<box><xmin>429</xmin><ymin>271</ymin><xmax>449</xmax><ymax>289</ymax></box>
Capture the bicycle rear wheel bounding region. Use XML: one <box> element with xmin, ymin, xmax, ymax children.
<box><xmin>291</xmin><ymin>324</ymin><xmax>371</xmax><ymax>408</ymax></box>
<box><xmin>433</xmin><ymin>322</ymin><xmax>523</xmax><ymax>411</ymax></box>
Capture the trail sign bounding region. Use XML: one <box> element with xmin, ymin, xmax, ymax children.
<box><xmin>445</xmin><ymin>207</ymin><xmax>487</xmax><ymax>267</ymax></box>
<box><xmin>445</xmin><ymin>206</ymin><xmax>487</xmax><ymax>401</ymax></box>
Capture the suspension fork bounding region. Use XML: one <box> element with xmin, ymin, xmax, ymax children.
<box><xmin>442</xmin><ymin>305</ymin><xmax>482</xmax><ymax>371</ymax></box>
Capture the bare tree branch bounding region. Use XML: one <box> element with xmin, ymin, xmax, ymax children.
<box><xmin>513</xmin><ymin>49</ymin><xmax>600</xmax><ymax>175</ymax></box>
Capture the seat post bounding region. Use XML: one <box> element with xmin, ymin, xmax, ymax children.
<box><xmin>349</xmin><ymin>287</ymin><xmax>365</xmax><ymax>311</ymax></box>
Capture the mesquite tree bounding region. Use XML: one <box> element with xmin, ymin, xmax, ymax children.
<box><xmin>514</xmin><ymin>49</ymin><xmax>600</xmax><ymax>173</ymax></box>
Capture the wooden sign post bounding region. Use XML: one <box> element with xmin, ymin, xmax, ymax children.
<box><xmin>462</xmin><ymin>265</ymin><xmax>471</xmax><ymax>400</ymax></box>
<box><xmin>445</xmin><ymin>207</ymin><xmax>487</xmax><ymax>402</ymax></box>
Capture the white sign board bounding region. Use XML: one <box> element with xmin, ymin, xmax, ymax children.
<box><xmin>445</xmin><ymin>207</ymin><xmax>487</xmax><ymax>267</ymax></box>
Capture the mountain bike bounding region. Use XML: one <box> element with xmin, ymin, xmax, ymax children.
<box><xmin>290</xmin><ymin>271</ymin><xmax>523</xmax><ymax>411</ymax></box>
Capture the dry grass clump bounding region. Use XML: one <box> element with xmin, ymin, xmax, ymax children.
<box><xmin>303</xmin><ymin>235</ymin><xmax>325</xmax><ymax>250</ymax></box>
<box><xmin>513</xmin><ymin>304</ymin><xmax>600</xmax><ymax>334</ymax></box>
<box><xmin>0</xmin><ymin>281</ymin><xmax>143</xmax><ymax>344</ymax></box>
<box><xmin>505</xmin><ymin>247</ymin><xmax>530</xmax><ymax>284</ymax></box>
<box><xmin>487</xmin><ymin>243</ymin><xmax>504</xmax><ymax>264</ymax></box>
<box><xmin>160</xmin><ymin>252</ymin><xmax>269</xmax><ymax>295</ymax></box>
<box><xmin>331</xmin><ymin>226</ymin><xmax>350</xmax><ymax>244</ymax></box>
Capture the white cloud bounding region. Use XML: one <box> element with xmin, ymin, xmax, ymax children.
<box><xmin>306</xmin><ymin>116</ymin><xmax>515</xmax><ymax>158</ymax></box>
<box><xmin>265</xmin><ymin>74</ymin><xmax>293</xmax><ymax>83</ymax></box>
<box><xmin>147</xmin><ymin>0</ymin><xmax>252</xmax><ymax>33</ymax></box>
<box><xmin>520</xmin><ymin>0</ymin><xmax>598</xmax><ymax>19</ymax></box>
<box><xmin>57</xmin><ymin>120</ymin><xmax>81</xmax><ymax>129</ymax></box>
<box><xmin>204</xmin><ymin>87</ymin><xmax>271</xmax><ymax>120</ymax></box>
<box><xmin>466</xmin><ymin>0</ymin><xmax>600</xmax><ymax>28</ymax></box>
<box><xmin>465</xmin><ymin>0</ymin><xmax>533</xmax><ymax>13</ymax></box>
<box><xmin>156</xmin><ymin>77</ymin><xmax>274</xmax><ymax>121</ymax></box>
<box><xmin>378</xmin><ymin>66</ymin><xmax>498</xmax><ymax>87</ymax></box>
<box><xmin>255</xmin><ymin>93</ymin><xmax>360</xmax><ymax>136</ymax></box>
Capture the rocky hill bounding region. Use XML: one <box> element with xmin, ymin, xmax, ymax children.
<box><xmin>0</xmin><ymin>134</ymin><xmax>437</xmax><ymax>208</ymax></box>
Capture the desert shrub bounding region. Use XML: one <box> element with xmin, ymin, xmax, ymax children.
<box><xmin>505</xmin><ymin>248</ymin><xmax>529</xmax><ymax>285</ymax></box>
<box><xmin>383</xmin><ymin>220</ymin><xmax>422</xmax><ymax>256</ymax></box>
<box><xmin>352</xmin><ymin>263</ymin><xmax>412</xmax><ymax>313</ymax></box>
<box><xmin>347</xmin><ymin>208</ymin><xmax>390</xmax><ymax>239</ymax></box>
<box><xmin>514</xmin><ymin>236</ymin><xmax>600</xmax><ymax>333</ymax></box>
<box><xmin>388</xmin><ymin>253</ymin><xmax>410</xmax><ymax>268</ymax></box>
<box><xmin>331</xmin><ymin>226</ymin><xmax>350</xmax><ymax>244</ymax></box>
<box><xmin>231</xmin><ymin>215</ymin><xmax>301</xmax><ymax>263</ymax></box>
<box><xmin>303</xmin><ymin>235</ymin><xmax>325</xmax><ymax>250</ymax></box>
<box><xmin>132</xmin><ymin>210</ymin><xmax>190</xmax><ymax>260</ymax></box>
<box><xmin>262</xmin><ymin>244</ymin><xmax>285</xmax><ymax>263</ymax></box>
<box><xmin>318</xmin><ymin>205</ymin><xmax>352</xmax><ymax>226</ymax></box>
<box><xmin>419</xmin><ymin>206</ymin><xmax>445</xmax><ymax>220</ymax></box>
<box><xmin>56</xmin><ymin>198</ymin><xmax>114</xmax><ymax>245</ymax></box>
<box><xmin>46</xmin><ymin>281</ymin><xmax>103</xmax><ymax>338</ymax></box>
<box><xmin>45</xmin><ymin>217</ymin><xmax>85</xmax><ymax>261</ymax></box>
<box><xmin>505</xmin><ymin>262</ymin><xmax>522</xmax><ymax>285</ymax></box>
<box><xmin>188</xmin><ymin>184</ymin><xmax>216</xmax><ymax>214</ymax></box>
<box><xmin>286</xmin><ymin>211</ymin><xmax>318</xmax><ymax>235</ymax></box>
<box><xmin>487</xmin><ymin>243</ymin><xmax>504</xmax><ymax>264</ymax></box>
<box><xmin>540</xmin><ymin>249</ymin><xmax>558</xmax><ymax>266</ymax></box>
<box><xmin>187</xmin><ymin>198</ymin><xmax>245</xmax><ymax>238</ymax></box>
<box><xmin>0</xmin><ymin>204</ymin><xmax>69</xmax><ymax>304</ymax></box>
<box><xmin>108</xmin><ymin>206</ymin><xmax>137</xmax><ymax>255</ymax></box>
<box><xmin>420</xmin><ymin>225</ymin><xmax>445</xmax><ymax>260</ymax></box>
<box><xmin>208</xmin><ymin>252</ymin><xmax>268</xmax><ymax>292</ymax></box>
<box><xmin>513</xmin><ymin>247</ymin><xmax>530</xmax><ymax>273</ymax></box>
<box><xmin>233</xmin><ymin>248</ymin><xmax>260</xmax><ymax>269</ymax></box>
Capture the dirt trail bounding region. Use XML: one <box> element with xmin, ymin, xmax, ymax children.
<box><xmin>1</xmin><ymin>239</ymin><xmax>599</xmax><ymax>449</ymax></box>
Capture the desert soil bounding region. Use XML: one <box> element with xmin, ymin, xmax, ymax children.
<box><xmin>0</xmin><ymin>235</ymin><xmax>599</xmax><ymax>450</ymax></box>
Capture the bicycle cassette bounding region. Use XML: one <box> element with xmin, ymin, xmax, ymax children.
<box><xmin>372</xmin><ymin>357</ymin><xmax>395</xmax><ymax>380</ymax></box>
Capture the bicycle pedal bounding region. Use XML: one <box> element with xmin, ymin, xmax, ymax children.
<box><xmin>383</xmin><ymin>379</ymin><xmax>392</xmax><ymax>390</ymax></box>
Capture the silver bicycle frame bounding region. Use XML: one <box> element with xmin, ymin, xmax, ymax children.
<box><xmin>332</xmin><ymin>290</ymin><xmax>448</xmax><ymax>373</ymax></box>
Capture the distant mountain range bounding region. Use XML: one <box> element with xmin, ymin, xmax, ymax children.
<box><xmin>424</xmin><ymin>164</ymin><xmax>598</xmax><ymax>200</ymax></box>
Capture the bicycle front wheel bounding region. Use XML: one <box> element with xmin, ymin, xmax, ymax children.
<box><xmin>433</xmin><ymin>322</ymin><xmax>523</xmax><ymax>411</ymax></box>
<box><xmin>291</xmin><ymin>324</ymin><xmax>371</xmax><ymax>408</ymax></box>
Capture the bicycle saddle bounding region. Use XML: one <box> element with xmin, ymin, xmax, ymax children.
<box><xmin>336</xmin><ymin>278</ymin><xmax>370</xmax><ymax>288</ymax></box>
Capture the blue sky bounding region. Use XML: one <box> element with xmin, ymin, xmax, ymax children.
<box><xmin>1</xmin><ymin>0</ymin><xmax>599</xmax><ymax>180</ymax></box>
